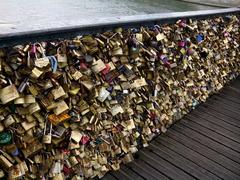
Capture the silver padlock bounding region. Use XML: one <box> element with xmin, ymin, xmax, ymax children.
<box><xmin>42</xmin><ymin>120</ymin><xmax>52</xmax><ymax>144</ymax></box>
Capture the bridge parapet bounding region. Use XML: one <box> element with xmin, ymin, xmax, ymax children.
<box><xmin>0</xmin><ymin>8</ymin><xmax>239</xmax><ymax>179</ymax></box>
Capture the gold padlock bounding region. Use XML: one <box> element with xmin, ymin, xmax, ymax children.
<box><xmin>51</xmin><ymin>86</ymin><xmax>66</xmax><ymax>100</ymax></box>
<box><xmin>0</xmin><ymin>84</ymin><xmax>20</xmax><ymax>104</ymax></box>
<box><xmin>0</xmin><ymin>154</ymin><xmax>13</xmax><ymax>169</ymax></box>
<box><xmin>0</xmin><ymin>123</ymin><xmax>4</xmax><ymax>132</ymax></box>
<box><xmin>52</xmin><ymin>173</ymin><xmax>64</xmax><ymax>180</ymax></box>
<box><xmin>69</xmin><ymin>156</ymin><xmax>78</xmax><ymax>166</ymax></box>
<box><xmin>3</xmin><ymin>115</ymin><xmax>16</xmax><ymax>128</ymax></box>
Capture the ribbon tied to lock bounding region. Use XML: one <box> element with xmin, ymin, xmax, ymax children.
<box><xmin>196</xmin><ymin>34</ymin><xmax>204</xmax><ymax>43</ymax></box>
<box><xmin>48</xmin><ymin>56</ymin><xmax>58</xmax><ymax>73</ymax></box>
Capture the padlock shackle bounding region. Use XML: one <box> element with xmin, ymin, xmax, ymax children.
<box><xmin>34</xmin><ymin>43</ymin><xmax>46</xmax><ymax>57</ymax></box>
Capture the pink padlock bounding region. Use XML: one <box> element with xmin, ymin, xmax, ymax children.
<box><xmin>224</xmin><ymin>32</ymin><xmax>229</xmax><ymax>37</ymax></box>
<box><xmin>81</xmin><ymin>135</ymin><xmax>90</xmax><ymax>145</ymax></box>
<box><xmin>178</xmin><ymin>41</ymin><xmax>185</xmax><ymax>47</ymax></box>
<box><xmin>30</xmin><ymin>44</ymin><xmax>36</xmax><ymax>55</ymax></box>
<box><xmin>178</xmin><ymin>20</ymin><xmax>187</xmax><ymax>28</ymax></box>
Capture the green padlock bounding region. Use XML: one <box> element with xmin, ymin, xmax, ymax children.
<box><xmin>0</xmin><ymin>131</ymin><xmax>12</xmax><ymax>145</ymax></box>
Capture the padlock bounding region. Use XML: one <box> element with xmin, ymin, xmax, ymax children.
<box><xmin>0</xmin><ymin>15</ymin><xmax>238</xmax><ymax>180</ymax></box>
<box><xmin>34</xmin><ymin>43</ymin><xmax>50</xmax><ymax>68</ymax></box>
<box><xmin>53</xmin><ymin>100</ymin><xmax>69</xmax><ymax>115</ymax></box>
<box><xmin>0</xmin><ymin>84</ymin><xmax>20</xmax><ymax>104</ymax></box>
<box><xmin>81</xmin><ymin>135</ymin><xmax>90</xmax><ymax>145</ymax></box>
<box><xmin>57</xmin><ymin>47</ymin><xmax>68</xmax><ymax>67</ymax></box>
<box><xmin>31</xmin><ymin>67</ymin><xmax>43</xmax><ymax>79</ymax></box>
<box><xmin>70</xmin><ymin>66</ymin><xmax>83</xmax><ymax>81</ymax></box>
<box><xmin>0</xmin><ymin>154</ymin><xmax>13</xmax><ymax>169</ymax></box>
<box><xmin>28</xmin><ymin>103</ymin><xmax>41</xmax><ymax>114</ymax></box>
<box><xmin>21</xmin><ymin>121</ymin><xmax>36</xmax><ymax>131</ymax></box>
<box><xmin>18</xmin><ymin>78</ymin><xmax>29</xmax><ymax>93</ymax></box>
<box><xmin>98</xmin><ymin>87</ymin><xmax>110</xmax><ymax>102</ymax></box>
<box><xmin>3</xmin><ymin>115</ymin><xmax>16</xmax><ymax>128</ymax></box>
<box><xmin>71</xmin><ymin>130</ymin><xmax>82</xmax><ymax>143</ymax></box>
<box><xmin>42</xmin><ymin>120</ymin><xmax>52</xmax><ymax>144</ymax></box>
<box><xmin>51</xmin><ymin>160</ymin><xmax>62</xmax><ymax>174</ymax></box>
<box><xmin>52</xmin><ymin>173</ymin><xmax>64</xmax><ymax>180</ymax></box>
<box><xmin>51</xmin><ymin>86</ymin><xmax>66</xmax><ymax>100</ymax></box>
<box><xmin>0</xmin><ymin>169</ymin><xmax>4</xmax><ymax>178</ymax></box>
<box><xmin>91</xmin><ymin>59</ymin><xmax>106</xmax><ymax>73</ymax></box>
<box><xmin>69</xmin><ymin>156</ymin><xmax>78</xmax><ymax>166</ymax></box>
<box><xmin>122</xmin><ymin>153</ymin><xmax>134</xmax><ymax>164</ymax></box>
<box><xmin>48</xmin><ymin>113</ymin><xmax>70</xmax><ymax>125</ymax></box>
<box><xmin>0</xmin><ymin>123</ymin><xmax>4</xmax><ymax>132</ymax></box>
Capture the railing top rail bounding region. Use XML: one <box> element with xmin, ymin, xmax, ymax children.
<box><xmin>0</xmin><ymin>8</ymin><xmax>239</xmax><ymax>48</ymax></box>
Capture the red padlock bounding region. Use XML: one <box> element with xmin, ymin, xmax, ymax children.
<box><xmin>150</xmin><ymin>111</ymin><xmax>157</xmax><ymax>121</ymax></box>
<box><xmin>63</xmin><ymin>165</ymin><xmax>73</xmax><ymax>176</ymax></box>
<box><xmin>101</xmin><ymin>64</ymin><xmax>111</xmax><ymax>75</ymax></box>
<box><xmin>80</xmin><ymin>62</ymin><xmax>88</xmax><ymax>70</ymax></box>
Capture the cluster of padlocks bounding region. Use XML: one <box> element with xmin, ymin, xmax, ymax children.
<box><xmin>0</xmin><ymin>15</ymin><xmax>239</xmax><ymax>179</ymax></box>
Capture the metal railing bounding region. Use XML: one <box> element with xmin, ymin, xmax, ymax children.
<box><xmin>0</xmin><ymin>8</ymin><xmax>239</xmax><ymax>48</ymax></box>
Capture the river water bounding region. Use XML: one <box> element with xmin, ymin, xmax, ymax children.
<box><xmin>0</xmin><ymin>0</ymin><xmax>216</xmax><ymax>34</ymax></box>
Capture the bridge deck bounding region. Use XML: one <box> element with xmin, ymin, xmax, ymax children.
<box><xmin>102</xmin><ymin>77</ymin><xmax>240</xmax><ymax>180</ymax></box>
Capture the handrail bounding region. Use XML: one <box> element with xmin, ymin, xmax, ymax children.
<box><xmin>178</xmin><ymin>0</ymin><xmax>234</xmax><ymax>8</ymax></box>
<box><xmin>0</xmin><ymin>8</ymin><xmax>239</xmax><ymax>48</ymax></box>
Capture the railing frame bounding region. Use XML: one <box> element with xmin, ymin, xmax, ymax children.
<box><xmin>0</xmin><ymin>8</ymin><xmax>239</xmax><ymax>48</ymax></box>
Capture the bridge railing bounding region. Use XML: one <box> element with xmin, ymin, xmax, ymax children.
<box><xmin>0</xmin><ymin>8</ymin><xmax>239</xmax><ymax>48</ymax></box>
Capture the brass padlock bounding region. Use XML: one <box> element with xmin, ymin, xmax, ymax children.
<box><xmin>0</xmin><ymin>123</ymin><xmax>4</xmax><ymax>132</ymax></box>
<box><xmin>91</xmin><ymin>59</ymin><xmax>106</xmax><ymax>73</ymax></box>
<box><xmin>3</xmin><ymin>115</ymin><xmax>16</xmax><ymax>128</ymax></box>
<box><xmin>0</xmin><ymin>84</ymin><xmax>20</xmax><ymax>104</ymax></box>
<box><xmin>51</xmin><ymin>86</ymin><xmax>66</xmax><ymax>100</ymax></box>
<box><xmin>0</xmin><ymin>154</ymin><xmax>13</xmax><ymax>169</ymax></box>
<box><xmin>53</xmin><ymin>100</ymin><xmax>69</xmax><ymax>115</ymax></box>
<box><xmin>69</xmin><ymin>156</ymin><xmax>78</xmax><ymax>166</ymax></box>
<box><xmin>57</xmin><ymin>47</ymin><xmax>68</xmax><ymax>68</ymax></box>
<box><xmin>53</xmin><ymin>173</ymin><xmax>64</xmax><ymax>180</ymax></box>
